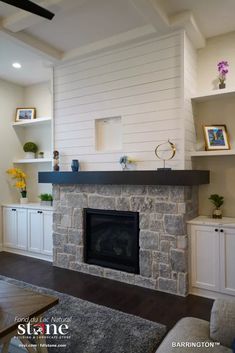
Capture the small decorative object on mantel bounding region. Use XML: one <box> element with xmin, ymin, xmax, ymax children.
<box><xmin>217</xmin><ymin>60</ymin><xmax>229</xmax><ymax>89</ymax></box>
<box><xmin>6</xmin><ymin>167</ymin><xmax>28</xmax><ymax>204</ymax></box>
<box><xmin>209</xmin><ymin>194</ymin><xmax>224</xmax><ymax>219</ymax></box>
<box><xmin>39</xmin><ymin>193</ymin><xmax>53</xmax><ymax>206</ymax></box>
<box><xmin>53</xmin><ymin>150</ymin><xmax>60</xmax><ymax>171</ymax></box>
<box><xmin>15</xmin><ymin>108</ymin><xmax>36</xmax><ymax>122</ymax></box>
<box><xmin>203</xmin><ymin>125</ymin><xmax>230</xmax><ymax>151</ymax></box>
<box><xmin>38</xmin><ymin>151</ymin><xmax>44</xmax><ymax>159</ymax></box>
<box><xmin>23</xmin><ymin>142</ymin><xmax>38</xmax><ymax>159</ymax></box>
<box><xmin>71</xmin><ymin>159</ymin><xmax>79</xmax><ymax>172</ymax></box>
<box><xmin>155</xmin><ymin>139</ymin><xmax>176</xmax><ymax>170</ymax></box>
<box><xmin>119</xmin><ymin>155</ymin><xmax>135</xmax><ymax>170</ymax></box>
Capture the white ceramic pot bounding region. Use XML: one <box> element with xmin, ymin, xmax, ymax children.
<box><xmin>25</xmin><ymin>152</ymin><xmax>35</xmax><ymax>159</ymax></box>
<box><xmin>40</xmin><ymin>201</ymin><xmax>53</xmax><ymax>206</ymax></box>
<box><xmin>20</xmin><ymin>197</ymin><xmax>28</xmax><ymax>204</ymax></box>
<box><xmin>213</xmin><ymin>208</ymin><xmax>222</xmax><ymax>219</ymax></box>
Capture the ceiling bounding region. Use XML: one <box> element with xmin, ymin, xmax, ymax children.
<box><xmin>158</xmin><ymin>0</ymin><xmax>235</xmax><ymax>38</ymax></box>
<box><xmin>0</xmin><ymin>34</ymin><xmax>52</xmax><ymax>85</ymax></box>
<box><xmin>0</xmin><ymin>0</ymin><xmax>235</xmax><ymax>86</ymax></box>
<box><xmin>27</xmin><ymin>0</ymin><xmax>147</xmax><ymax>52</ymax></box>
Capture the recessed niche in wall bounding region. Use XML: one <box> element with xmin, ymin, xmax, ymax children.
<box><xmin>95</xmin><ymin>116</ymin><xmax>122</xmax><ymax>151</ymax></box>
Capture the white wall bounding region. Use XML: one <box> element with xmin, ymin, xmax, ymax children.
<box><xmin>196</xmin><ymin>32</ymin><xmax>235</xmax><ymax>216</ymax></box>
<box><xmin>23</xmin><ymin>82</ymin><xmax>53</xmax><ymax>201</ymax></box>
<box><xmin>198</xmin><ymin>31</ymin><xmax>235</xmax><ymax>92</ymax></box>
<box><xmin>54</xmin><ymin>32</ymin><xmax>185</xmax><ymax>171</ymax></box>
<box><xmin>0</xmin><ymin>81</ymin><xmax>52</xmax><ymax>213</ymax></box>
<box><xmin>23</xmin><ymin>82</ymin><xmax>52</xmax><ymax>118</ymax></box>
<box><xmin>0</xmin><ymin>79</ymin><xmax>24</xmax><ymax>246</ymax></box>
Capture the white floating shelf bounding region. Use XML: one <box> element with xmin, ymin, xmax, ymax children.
<box><xmin>12</xmin><ymin>117</ymin><xmax>52</xmax><ymax>127</ymax></box>
<box><xmin>13</xmin><ymin>158</ymin><xmax>52</xmax><ymax>164</ymax></box>
<box><xmin>190</xmin><ymin>150</ymin><xmax>235</xmax><ymax>157</ymax></box>
<box><xmin>192</xmin><ymin>89</ymin><xmax>235</xmax><ymax>102</ymax></box>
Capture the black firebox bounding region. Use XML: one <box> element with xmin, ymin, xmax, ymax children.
<box><xmin>84</xmin><ymin>208</ymin><xmax>139</xmax><ymax>274</ymax></box>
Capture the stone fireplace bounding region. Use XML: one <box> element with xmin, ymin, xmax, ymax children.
<box><xmin>52</xmin><ymin>183</ymin><xmax>198</xmax><ymax>296</ymax></box>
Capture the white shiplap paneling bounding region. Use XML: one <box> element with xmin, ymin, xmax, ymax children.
<box><xmin>54</xmin><ymin>33</ymin><xmax>184</xmax><ymax>170</ymax></box>
<box><xmin>183</xmin><ymin>33</ymin><xmax>197</xmax><ymax>168</ymax></box>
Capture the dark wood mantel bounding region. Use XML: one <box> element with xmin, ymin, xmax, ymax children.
<box><xmin>38</xmin><ymin>170</ymin><xmax>209</xmax><ymax>186</ymax></box>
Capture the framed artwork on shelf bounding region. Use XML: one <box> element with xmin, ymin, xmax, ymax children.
<box><xmin>203</xmin><ymin>125</ymin><xmax>230</xmax><ymax>151</ymax></box>
<box><xmin>15</xmin><ymin>108</ymin><xmax>36</xmax><ymax>122</ymax></box>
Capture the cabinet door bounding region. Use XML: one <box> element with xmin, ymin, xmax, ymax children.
<box><xmin>16</xmin><ymin>208</ymin><xmax>27</xmax><ymax>250</ymax></box>
<box><xmin>28</xmin><ymin>210</ymin><xmax>43</xmax><ymax>253</ymax></box>
<box><xmin>191</xmin><ymin>225</ymin><xmax>220</xmax><ymax>291</ymax></box>
<box><xmin>42</xmin><ymin>211</ymin><xmax>53</xmax><ymax>255</ymax></box>
<box><xmin>220</xmin><ymin>228</ymin><xmax>235</xmax><ymax>295</ymax></box>
<box><xmin>3</xmin><ymin>208</ymin><xmax>17</xmax><ymax>248</ymax></box>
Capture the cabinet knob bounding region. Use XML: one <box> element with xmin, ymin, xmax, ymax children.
<box><xmin>12</xmin><ymin>209</ymin><xmax>16</xmax><ymax>211</ymax></box>
<box><xmin>215</xmin><ymin>228</ymin><xmax>218</xmax><ymax>232</ymax></box>
<box><xmin>220</xmin><ymin>229</ymin><xmax>224</xmax><ymax>233</ymax></box>
<box><xmin>37</xmin><ymin>211</ymin><xmax>43</xmax><ymax>214</ymax></box>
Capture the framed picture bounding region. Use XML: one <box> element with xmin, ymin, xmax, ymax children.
<box><xmin>15</xmin><ymin>108</ymin><xmax>36</xmax><ymax>122</ymax></box>
<box><xmin>203</xmin><ymin>125</ymin><xmax>230</xmax><ymax>150</ymax></box>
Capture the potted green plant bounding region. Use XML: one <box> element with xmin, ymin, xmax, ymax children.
<box><xmin>23</xmin><ymin>142</ymin><xmax>38</xmax><ymax>159</ymax></box>
<box><xmin>209</xmin><ymin>194</ymin><xmax>224</xmax><ymax>219</ymax></box>
<box><xmin>39</xmin><ymin>193</ymin><xmax>53</xmax><ymax>206</ymax></box>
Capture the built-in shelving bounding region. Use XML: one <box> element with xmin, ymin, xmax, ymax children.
<box><xmin>192</xmin><ymin>88</ymin><xmax>235</xmax><ymax>102</ymax></box>
<box><xmin>13</xmin><ymin>158</ymin><xmax>52</xmax><ymax>164</ymax></box>
<box><xmin>190</xmin><ymin>149</ymin><xmax>235</xmax><ymax>157</ymax></box>
<box><xmin>12</xmin><ymin>117</ymin><xmax>52</xmax><ymax>127</ymax></box>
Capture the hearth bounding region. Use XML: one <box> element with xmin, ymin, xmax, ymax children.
<box><xmin>84</xmin><ymin>208</ymin><xmax>139</xmax><ymax>274</ymax></box>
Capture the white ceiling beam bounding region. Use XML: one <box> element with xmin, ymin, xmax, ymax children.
<box><xmin>130</xmin><ymin>1</ymin><xmax>205</xmax><ymax>49</ymax></box>
<box><xmin>2</xmin><ymin>0</ymin><xmax>64</xmax><ymax>32</ymax></box>
<box><xmin>169</xmin><ymin>11</ymin><xmax>206</xmax><ymax>48</ymax></box>
<box><xmin>130</xmin><ymin>0</ymin><xmax>169</xmax><ymax>34</ymax></box>
<box><xmin>0</xmin><ymin>27</ymin><xmax>63</xmax><ymax>61</ymax></box>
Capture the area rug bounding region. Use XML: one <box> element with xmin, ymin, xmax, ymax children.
<box><xmin>0</xmin><ymin>275</ymin><xmax>166</xmax><ymax>353</ymax></box>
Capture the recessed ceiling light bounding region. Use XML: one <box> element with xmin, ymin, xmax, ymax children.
<box><xmin>12</xmin><ymin>62</ymin><xmax>22</xmax><ymax>69</ymax></box>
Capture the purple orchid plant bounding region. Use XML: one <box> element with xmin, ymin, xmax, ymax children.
<box><xmin>217</xmin><ymin>60</ymin><xmax>229</xmax><ymax>84</ymax></box>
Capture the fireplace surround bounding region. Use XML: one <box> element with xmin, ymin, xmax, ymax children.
<box><xmin>51</xmin><ymin>182</ymin><xmax>199</xmax><ymax>296</ymax></box>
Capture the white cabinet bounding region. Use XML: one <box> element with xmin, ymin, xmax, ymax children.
<box><xmin>28</xmin><ymin>209</ymin><xmax>53</xmax><ymax>256</ymax></box>
<box><xmin>191</xmin><ymin>225</ymin><xmax>220</xmax><ymax>292</ymax></box>
<box><xmin>2</xmin><ymin>205</ymin><xmax>52</xmax><ymax>261</ymax></box>
<box><xmin>3</xmin><ymin>207</ymin><xmax>27</xmax><ymax>250</ymax></box>
<box><xmin>28</xmin><ymin>210</ymin><xmax>43</xmax><ymax>253</ymax></box>
<box><xmin>189</xmin><ymin>217</ymin><xmax>235</xmax><ymax>297</ymax></box>
<box><xmin>42</xmin><ymin>211</ymin><xmax>53</xmax><ymax>256</ymax></box>
<box><xmin>220</xmin><ymin>228</ymin><xmax>235</xmax><ymax>295</ymax></box>
<box><xmin>3</xmin><ymin>207</ymin><xmax>17</xmax><ymax>248</ymax></box>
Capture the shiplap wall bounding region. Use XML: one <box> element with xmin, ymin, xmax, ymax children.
<box><xmin>183</xmin><ymin>33</ymin><xmax>197</xmax><ymax>168</ymax></box>
<box><xmin>54</xmin><ymin>32</ymin><xmax>185</xmax><ymax>171</ymax></box>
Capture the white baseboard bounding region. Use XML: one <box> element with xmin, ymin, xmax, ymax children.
<box><xmin>2</xmin><ymin>247</ymin><xmax>52</xmax><ymax>262</ymax></box>
<box><xmin>189</xmin><ymin>287</ymin><xmax>235</xmax><ymax>300</ymax></box>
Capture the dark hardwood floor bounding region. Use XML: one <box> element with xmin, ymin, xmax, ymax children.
<box><xmin>0</xmin><ymin>252</ymin><xmax>213</xmax><ymax>331</ymax></box>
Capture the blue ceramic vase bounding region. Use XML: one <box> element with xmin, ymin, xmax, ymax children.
<box><xmin>71</xmin><ymin>159</ymin><xmax>79</xmax><ymax>172</ymax></box>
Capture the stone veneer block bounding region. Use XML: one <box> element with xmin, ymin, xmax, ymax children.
<box><xmin>53</xmin><ymin>184</ymin><xmax>198</xmax><ymax>296</ymax></box>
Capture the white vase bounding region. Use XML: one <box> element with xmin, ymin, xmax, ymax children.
<box><xmin>20</xmin><ymin>197</ymin><xmax>28</xmax><ymax>204</ymax></box>
<box><xmin>25</xmin><ymin>152</ymin><xmax>35</xmax><ymax>159</ymax></box>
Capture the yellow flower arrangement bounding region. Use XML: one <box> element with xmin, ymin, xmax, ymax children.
<box><xmin>6</xmin><ymin>167</ymin><xmax>27</xmax><ymax>198</ymax></box>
